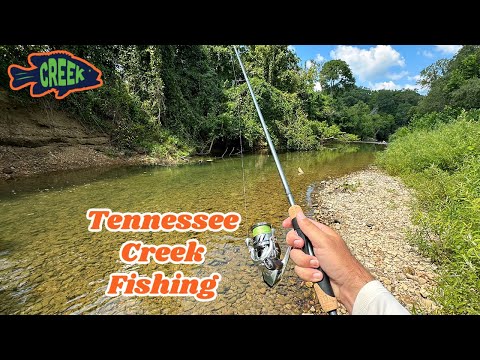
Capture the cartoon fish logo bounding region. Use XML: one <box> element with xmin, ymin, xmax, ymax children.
<box><xmin>8</xmin><ymin>50</ymin><xmax>103</xmax><ymax>99</ymax></box>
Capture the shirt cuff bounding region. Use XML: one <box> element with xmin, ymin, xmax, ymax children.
<box><xmin>352</xmin><ymin>280</ymin><xmax>410</xmax><ymax>315</ymax></box>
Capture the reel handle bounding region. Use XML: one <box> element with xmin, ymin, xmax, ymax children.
<box><xmin>289</xmin><ymin>205</ymin><xmax>338</xmax><ymax>315</ymax></box>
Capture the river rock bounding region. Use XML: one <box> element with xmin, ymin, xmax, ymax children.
<box><xmin>418</xmin><ymin>277</ymin><xmax>427</xmax><ymax>285</ymax></box>
<box><xmin>3</xmin><ymin>166</ymin><xmax>14</xmax><ymax>174</ymax></box>
<box><xmin>311</xmin><ymin>168</ymin><xmax>440</xmax><ymax>315</ymax></box>
<box><xmin>420</xmin><ymin>288</ymin><xmax>429</xmax><ymax>298</ymax></box>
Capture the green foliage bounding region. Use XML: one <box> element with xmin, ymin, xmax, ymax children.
<box><xmin>416</xmin><ymin>45</ymin><xmax>480</xmax><ymax>114</ymax></box>
<box><xmin>242</xmin><ymin>45</ymin><xmax>301</xmax><ymax>93</ymax></box>
<box><xmin>370</xmin><ymin>89</ymin><xmax>421</xmax><ymax>127</ymax></box>
<box><xmin>331</xmin><ymin>87</ymin><xmax>421</xmax><ymax>141</ymax></box>
<box><xmin>408</xmin><ymin>106</ymin><xmax>461</xmax><ymax>131</ymax></box>
<box><xmin>340</xmin><ymin>101</ymin><xmax>394</xmax><ymax>140</ymax></box>
<box><xmin>338</xmin><ymin>86</ymin><xmax>372</xmax><ymax>107</ymax></box>
<box><xmin>221</xmin><ymin>78</ymin><xmax>351</xmax><ymax>150</ymax></box>
<box><xmin>451</xmin><ymin>78</ymin><xmax>480</xmax><ymax>109</ymax></box>
<box><xmin>0</xmin><ymin>45</ymin><xmax>50</xmax><ymax>102</ymax></box>
<box><xmin>1</xmin><ymin>44</ymin><xmax>428</xmax><ymax>155</ymax></box>
<box><xmin>341</xmin><ymin>181</ymin><xmax>360</xmax><ymax>192</ymax></box>
<box><xmin>319</xmin><ymin>60</ymin><xmax>355</xmax><ymax>95</ymax></box>
<box><xmin>418</xmin><ymin>59</ymin><xmax>449</xmax><ymax>89</ymax></box>
<box><xmin>148</xmin><ymin>132</ymin><xmax>192</xmax><ymax>161</ymax></box>
<box><xmin>387</xmin><ymin>126</ymin><xmax>410</xmax><ymax>142</ymax></box>
<box><xmin>377</xmin><ymin>113</ymin><xmax>480</xmax><ymax>314</ymax></box>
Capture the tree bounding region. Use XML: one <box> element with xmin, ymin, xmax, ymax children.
<box><xmin>370</xmin><ymin>89</ymin><xmax>421</xmax><ymax>128</ymax></box>
<box><xmin>338</xmin><ymin>86</ymin><xmax>372</xmax><ymax>107</ymax></box>
<box><xmin>418</xmin><ymin>59</ymin><xmax>450</xmax><ymax>89</ymax></box>
<box><xmin>243</xmin><ymin>45</ymin><xmax>301</xmax><ymax>93</ymax></box>
<box><xmin>319</xmin><ymin>60</ymin><xmax>355</xmax><ymax>95</ymax></box>
<box><xmin>451</xmin><ymin>78</ymin><xmax>480</xmax><ymax>109</ymax></box>
<box><xmin>416</xmin><ymin>45</ymin><xmax>480</xmax><ymax>114</ymax></box>
<box><xmin>3</xmin><ymin>44</ymin><xmax>420</xmax><ymax>154</ymax></box>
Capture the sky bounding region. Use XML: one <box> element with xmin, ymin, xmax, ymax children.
<box><xmin>289</xmin><ymin>45</ymin><xmax>462</xmax><ymax>94</ymax></box>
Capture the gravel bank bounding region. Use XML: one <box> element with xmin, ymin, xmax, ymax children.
<box><xmin>310</xmin><ymin>166</ymin><xmax>439</xmax><ymax>314</ymax></box>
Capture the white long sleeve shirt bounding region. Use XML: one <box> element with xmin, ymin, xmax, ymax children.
<box><xmin>352</xmin><ymin>280</ymin><xmax>410</xmax><ymax>315</ymax></box>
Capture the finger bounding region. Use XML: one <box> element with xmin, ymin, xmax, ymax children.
<box><xmin>297</xmin><ymin>216</ymin><xmax>331</xmax><ymax>250</ymax></box>
<box><xmin>286</xmin><ymin>206</ymin><xmax>342</xmax><ymax>249</ymax></box>
<box><xmin>285</xmin><ymin>229</ymin><xmax>304</xmax><ymax>248</ymax></box>
<box><xmin>290</xmin><ymin>249</ymin><xmax>319</xmax><ymax>268</ymax></box>
<box><xmin>290</xmin><ymin>207</ymin><xmax>329</xmax><ymax>241</ymax></box>
<box><xmin>282</xmin><ymin>217</ymin><xmax>293</xmax><ymax>229</ymax></box>
<box><xmin>294</xmin><ymin>265</ymin><xmax>324</xmax><ymax>283</ymax></box>
<box><xmin>285</xmin><ymin>209</ymin><xmax>339</xmax><ymax>238</ymax></box>
<box><xmin>309</xmin><ymin>219</ymin><xmax>340</xmax><ymax>238</ymax></box>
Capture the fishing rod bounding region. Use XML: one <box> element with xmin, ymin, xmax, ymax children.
<box><xmin>233</xmin><ymin>45</ymin><xmax>338</xmax><ymax>315</ymax></box>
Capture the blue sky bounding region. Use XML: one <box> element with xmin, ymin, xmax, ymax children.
<box><xmin>289</xmin><ymin>45</ymin><xmax>462</xmax><ymax>94</ymax></box>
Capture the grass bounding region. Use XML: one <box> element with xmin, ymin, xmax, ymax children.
<box><xmin>377</xmin><ymin>113</ymin><xmax>480</xmax><ymax>314</ymax></box>
<box><xmin>341</xmin><ymin>181</ymin><xmax>360</xmax><ymax>192</ymax></box>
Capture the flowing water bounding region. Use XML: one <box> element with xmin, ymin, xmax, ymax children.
<box><xmin>0</xmin><ymin>144</ymin><xmax>382</xmax><ymax>314</ymax></box>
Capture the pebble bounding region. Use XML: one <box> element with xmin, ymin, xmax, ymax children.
<box><xmin>4</xmin><ymin>168</ymin><xmax>440</xmax><ymax>316</ymax></box>
<box><xmin>420</xmin><ymin>288</ymin><xmax>429</xmax><ymax>298</ymax></box>
<box><xmin>418</xmin><ymin>278</ymin><xmax>427</xmax><ymax>285</ymax></box>
<box><xmin>311</xmin><ymin>168</ymin><xmax>440</xmax><ymax>314</ymax></box>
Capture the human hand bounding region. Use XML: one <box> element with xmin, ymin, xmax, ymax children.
<box><xmin>282</xmin><ymin>208</ymin><xmax>374</xmax><ymax>313</ymax></box>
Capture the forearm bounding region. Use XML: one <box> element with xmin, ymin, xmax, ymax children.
<box><xmin>335</xmin><ymin>259</ymin><xmax>375</xmax><ymax>313</ymax></box>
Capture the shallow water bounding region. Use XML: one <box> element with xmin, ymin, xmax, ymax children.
<box><xmin>0</xmin><ymin>144</ymin><xmax>381</xmax><ymax>314</ymax></box>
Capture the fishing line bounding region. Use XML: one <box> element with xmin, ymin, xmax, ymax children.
<box><xmin>233</xmin><ymin>46</ymin><xmax>338</xmax><ymax>312</ymax></box>
<box><xmin>230</xmin><ymin>49</ymin><xmax>248</xmax><ymax>238</ymax></box>
<box><xmin>239</xmin><ymin>127</ymin><xmax>248</xmax><ymax>239</ymax></box>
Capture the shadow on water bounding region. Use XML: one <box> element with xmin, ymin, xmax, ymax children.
<box><xmin>0</xmin><ymin>143</ymin><xmax>383</xmax><ymax>314</ymax></box>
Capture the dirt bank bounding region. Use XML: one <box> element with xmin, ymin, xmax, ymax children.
<box><xmin>0</xmin><ymin>91</ymin><xmax>177</xmax><ymax>180</ymax></box>
<box><xmin>310</xmin><ymin>167</ymin><xmax>439</xmax><ymax>314</ymax></box>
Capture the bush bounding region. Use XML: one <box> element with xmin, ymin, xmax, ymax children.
<box><xmin>377</xmin><ymin>112</ymin><xmax>480</xmax><ymax>314</ymax></box>
<box><xmin>408</xmin><ymin>107</ymin><xmax>461</xmax><ymax>131</ymax></box>
<box><xmin>149</xmin><ymin>136</ymin><xmax>192</xmax><ymax>161</ymax></box>
<box><xmin>222</xmin><ymin>79</ymin><xmax>355</xmax><ymax>151</ymax></box>
<box><xmin>379</xmin><ymin>118</ymin><xmax>480</xmax><ymax>174</ymax></box>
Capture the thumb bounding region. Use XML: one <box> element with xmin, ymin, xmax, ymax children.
<box><xmin>293</xmin><ymin>209</ymin><xmax>328</xmax><ymax>250</ymax></box>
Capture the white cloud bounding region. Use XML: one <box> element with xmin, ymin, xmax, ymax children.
<box><xmin>287</xmin><ymin>45</ymin><xmax>296</xmax><ymax>53</ymax></box>
<box><xmin>435</xmin><ymin>45</ymin><xmax>462</xmax><ymax>55</ymax></box>
<box><xmin>315</xmin><ymin>54</ymin><xmax>325</xmax><ymax>62</ymax></box>
<box><xmin>406</xmin><ymin>74</ymin><xmax>428</xmax><ymax>94</ymax></box>
<box><xmin>402</xmin><ymin>84</ymin><xmax>419</xmax><ymax>91</ymax></box>
<box><xmin>371</xmin><ymin>81</ymin><xmax>401</xmax><ymax>90</ymax></box>
<box><xmin>314</xmin><ymin>82</ymin><xmax>322</xmax><ymax>91</ymax></box>
<box><xmin>370</xmin><ymin>81</ymin><xmax>419</xmax><ymax>92</ymax></box>
<box><xmin>407</xmin><ymin>74</ymin><xmax>422</xmax><ymax>82</ymax></box>
<box><xmin>330</xmin><ymin>45</ymin><xmax>405</xmax><ymax>82</ymax></box>
<box><xmin>422</xmin><ymin>50</ymin><xmax>434</xmax><ymax>58</ymax></box>
<box><xmin>306</xmin><ymin>60</ymin><xmax>313</xmax><ymax>69</ymax></box>
<box><xmin>387</xmin><ymin>71</ymin><xmax>409</xmax><ymax>80</ymax></box>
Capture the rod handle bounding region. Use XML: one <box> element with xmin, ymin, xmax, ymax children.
<box><xmin>289</xmin><ymin>205</ymin><xmax>338</xmax><ymax>313</ymax></box>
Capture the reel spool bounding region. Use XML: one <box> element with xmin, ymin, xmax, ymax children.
<box><xmin>245</xmin><ymin>222</ymin><xmax>291</xmax><ymax>287</ymax></box>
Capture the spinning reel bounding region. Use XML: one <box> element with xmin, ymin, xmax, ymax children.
<box><xmin>245</xmin><ymin>222</ymin><xmax>291</xmax><ymax>287</ymax></box>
